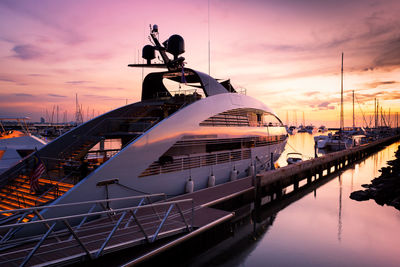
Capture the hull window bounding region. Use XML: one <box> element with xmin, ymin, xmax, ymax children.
<box><xmin>138</xmin><ymin>135</ymin><xmax>286</xmax><ymax>178</ymax></box>
<box><xmin>200</xmin><ymin>108</ymin><xmax>283</xmax><ymax>127</ymax></box>
<box><xmin>139</xmin><ymin>149</ymin><xmax>252</xmax><ymax>177</ymax></box>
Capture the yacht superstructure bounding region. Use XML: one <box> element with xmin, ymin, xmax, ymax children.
<box><xmin>0</xmin><ymin>25</ymin><xmax>288</xmax><ymax>219</ymax></box>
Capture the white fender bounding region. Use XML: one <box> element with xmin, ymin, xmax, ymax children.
<box><xmin>185</xmin><ymin>177</ymin><xmax>194</xmax><ymax>193</ymax></box>
<box><xmin>230</xmin><ymin>167</ymin><xmax>238</xmax><ymax>181</ymax></box>
<box><xmin>248</xmin><ymin>163</ymin><xmax>255</xmax><ymax>177</ymax></box>
<box><xmin>208</xmin><ymin>174</ymin><xmax>216</xmax><ymax>187</ymax></box>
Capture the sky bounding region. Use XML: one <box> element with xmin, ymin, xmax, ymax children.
<box><xmin>0</xmin><ymin>0</ymin><xmax>399</xmax><ymax>127</ymax></box>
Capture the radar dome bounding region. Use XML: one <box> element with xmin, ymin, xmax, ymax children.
<box><xmin>166</xmin><ymin>34</ymin><xmax>185</xmax><ymax>59</ymax></box>
<box><xmin>142</xmin><ymin>45</ymin><xmax>155</xmax><ymax>64</ymax></box>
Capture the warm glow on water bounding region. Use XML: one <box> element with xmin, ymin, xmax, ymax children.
<box><xmin>192</xmin><ymin>135</ymin><xmax>400</xmax><ymax>267</ymax></box>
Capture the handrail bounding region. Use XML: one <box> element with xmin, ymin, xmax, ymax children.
<box><xmin>58</xmin><ymin>116</ymin><xmax>159</xmax><ymax>158</ymax></box>
<box><xmin>0</xmin><ymin>196</ymin><xmax>194</xmax><ymax>266</ymax></box>
<box><xmin>0</xmin><ymin>193</ymin><xmax>167</xmax><ymax>214</ymax></box>
<box><xmin>0</xmin><ymin>198</ymin><xmax>193</xmax><ymax>229</ymax></box>
<box><xmin>34</xmin><ymin>172</ymin><xmax>76</xmax><ymax>206</ymax></box>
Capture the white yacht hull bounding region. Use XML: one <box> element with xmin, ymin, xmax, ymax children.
<box><xmin>45</xmin><ymin>93</ymin><xmax>287</xmax><ymax>217</ymax></box>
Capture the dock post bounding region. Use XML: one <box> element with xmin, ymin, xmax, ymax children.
<box><xmin>314</xmin><ymin>140</ymin><xmax>318</xmax><ymax>158</ymax></box>
<box><xmin>253</xmin><ymin>174</ymin><xmax>261</xmax><ymax>210</ymax></box>
<box><xmin>307</xmin><ymin>173</ymin><xmax>312</xmax><ymax>184</ymax></box>
<box><xmin>293</xmin><ymin>176</ymin><xmax>299</xmax><ymax>190</ymax></box>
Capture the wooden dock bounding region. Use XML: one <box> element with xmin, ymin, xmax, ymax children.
<box><xmin>0</xmin><ymin>134</ymin><xmax>398</xmax><ymax>266</ymax></box>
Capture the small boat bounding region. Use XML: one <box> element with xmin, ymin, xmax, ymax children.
<box><xmin>288</xmin><ymin>125</ymin><xmax>297</xmax><ymax>135</ymax></box>
<box><xmin>314</xmin><ymin>134</ymin><xmax>330</xmax><ymax>149</ymax></box>
<box><xmin>297</xmin><ymin>125</ymin><xmax>307</xmax><ymax>133</ymax></box>
<box><xmin>305</xmin><ymin>125</ymin><xmax>317</xmax><ymax>134</ymax></box>
<box><xmin>318</xmin><ymin>125</ymin><xmax>327</xmax><ymax>132</ymax></box>
<box><xmin>286</xmin><ymin>152</ymin><xmax>303</xmax><ymax>164</ymax></box>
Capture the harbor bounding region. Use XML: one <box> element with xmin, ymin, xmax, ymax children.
<box><xmin>1</xmin><ymin>1</ymin><xmax>400</xmax><ymax>266</ymax></box>
<box><xmin>0</xmin><ymin>131</ymin><xmax>399</xmax><ymax>266</ymax></box>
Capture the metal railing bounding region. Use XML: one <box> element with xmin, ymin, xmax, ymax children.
<box><xmin>0</xmin><ymin>194</ymin><xmax>194</xmax><ymax>266</ymax></box>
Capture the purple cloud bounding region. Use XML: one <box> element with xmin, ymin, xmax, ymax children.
<box><xmin>65</xmin><ymin>81</ymin><xmax>91</xmax><ymax>85</ymax></box>
<box><xmin>48</xmin><ymin>94</ymin><xmax>66</xmax><ymax>98</ymax></box>
<box><xmin>0</xmin><ymin>76</ymin><xmax>16</xmax><ymax>83</ymax></box>
<box><xmin>14</xmin><ymin>93</ymin><xmax>34</xmax><ymax>97</ymax></box>
<box><xmin>12</xmin><ymin>44</ymin><xmax>43</xmax><ymax>60</ymax></box>
<box><xmin>317</xmin><ymin>101</ymin><xmax>335</xmax><ymax>110</ymax></box>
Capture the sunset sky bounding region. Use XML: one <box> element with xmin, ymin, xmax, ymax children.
<box><xmin>0</xmin><ymin>0</ymin><xmax>399</xmax><ymax>127</ymax></box>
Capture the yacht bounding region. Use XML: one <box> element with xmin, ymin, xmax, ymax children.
<box><xmin>0</xmin><ymin>118</ymin><xmax>46</xmax><ymax>174</ymax></box>
<box><xmin>0</xmin><ymin>25</ymin><xmax>288</xmax><ymax>219</ymax></box>
<box><xmin>305</xmin><ymin>125</ymin><xmax>317</xmax><ymax>134</ymax></box>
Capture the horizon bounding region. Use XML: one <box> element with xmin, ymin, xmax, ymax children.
<box><xmin>0</xmin><ymin>0</ymin><xmax>399</xmax><ymax>128</ymax></box>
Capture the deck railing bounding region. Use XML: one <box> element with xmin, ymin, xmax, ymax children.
<box><xmin>0</xmin><ymin>194</ymin><xmax>194</xmax><ymax>266</ymax></box>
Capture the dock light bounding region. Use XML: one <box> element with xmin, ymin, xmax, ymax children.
<box><xmin>152</xmin><ymin>24</ymin><xmax>158</xmax><ymax>33</ymax></box>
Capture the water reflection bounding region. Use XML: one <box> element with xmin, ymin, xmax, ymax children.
<box><xmin>338</xmin><ymin>175</ymin><xmax>342</xmax><ymax>243</ymax></box>
<box><xmin>192</xmin><ymin>134</ymin><xmax>400</xmax><ymax>267</ymax></box>
<box><xmin>276</xmin><ymin>132</ymin><xmax>329</xmax><ymax>167</ymax></box>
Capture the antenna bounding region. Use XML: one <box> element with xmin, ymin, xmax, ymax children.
<box><xmin>208</xmin><ymin>0</ymin><xmax>211</xmax><ymax>75</ymax></box>
<box><xmin>340</xmin><ymin>52</ymin><xmax>344</xmax><ymax>132</ymax></box>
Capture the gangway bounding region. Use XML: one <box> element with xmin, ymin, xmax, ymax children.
<box><xmin>0</xmin><ymin>194</ymin><xmax>194</xmax><ymax>266</ymax></box>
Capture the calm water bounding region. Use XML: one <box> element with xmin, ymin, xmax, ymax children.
<box><xmin>191</xmin><ymin>133</ymin><xmax>400</xmax><ymax>267</ymax></box>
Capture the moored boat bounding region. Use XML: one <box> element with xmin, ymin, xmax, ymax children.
<box><xmin>0</xmin><ymin>25</ymin><xmax>288</xmax><ymax>222</ymax></box>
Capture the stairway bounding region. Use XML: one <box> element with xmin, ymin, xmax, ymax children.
<box><xmin>0</xmin><ymin>175</ymin><xmax>74</xmax><ymax>219</ymax></box>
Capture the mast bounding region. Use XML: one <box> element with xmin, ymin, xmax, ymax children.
<box><xmin>352</xmin><ymin>90</ymin><xmax>355</xmax><ymax>129</ymax></box>
<box><xmin>340</xmin><ymin>52</ymin><xmax>344</xmax><ymax>132</ymax></box>
<box><xmin>374</xmin><ymin>98</ymin><xmax>377</xmax><ymax>128</ymax></box>
<box><xmin>208</xmin><ymin>0</ymin><xmax>211</xmax><ymax>75</ymax></box>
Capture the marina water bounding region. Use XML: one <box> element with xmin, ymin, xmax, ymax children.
<box><xmin>190</xmin><ymin>132</ymin><xmax>400</xmax><ymax>267</ymax></box>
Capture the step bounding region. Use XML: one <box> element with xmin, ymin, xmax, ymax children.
<box><xmin>0</xmin><ymin>198</ymin><xmax>26</xmax><ymax>210</ymax></box>
<box><xmin>3</xmin><ymin>185</ymin><xmax>57</xmax><ymax>201</ymax></box>
<box><xmin>17</xmin><ymin>176</ymin><xmax>74</xmax><ymax>190</ymax></box>
<box><xmin>8</xmin><ymin>181</ymin><xmax>70</xmax><ymax>194</ymax></box>
<box><xmin>39</xmin><ymin>178</ymin><xmax>74</xmax><ymax>189</ymax></box>
<box><xmin>0</xmin><ymin>190</ymin><xmax>49</xmax><ymax>204</ymax></box>
<box><xmin>0</xmin><ymin>192</ymin><xmax>37</xmax><ymax>206</ymax></box>
<box><xmin>14</xmin><ymin>178</ymin><xmax>73</xmax><ymax>192</ymax></box>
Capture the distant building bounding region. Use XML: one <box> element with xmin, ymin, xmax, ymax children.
<box><xmin>40</xmin><ymin>117</ymin><xmax>45</xmax><ymax>123</ymax></box>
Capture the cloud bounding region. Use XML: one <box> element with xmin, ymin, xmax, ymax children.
<box><xmin>14</xmin><ymin>93</ymin><xmax>34</xmax><ymax>97</ymax></box>
<box><xmin>0</xmin><ymin>0</ymin><xmax>87</xmax><ymax>45</ymax></box>
<box><xmin>48</xmin><ymin>94</ymin><xmax>66</xmax><ymax>98</ymax></box>
<box><xmin>317</xmin><ymin>101</ymin><xmax>335</xmax><ymax>110</ymax></box>
<box><xmin>0</xmin><ymin>76</ymin><xmax>16</xmax><ymax>83</ymax></box>
<box><xmin>28</xmin><ymin>73</ymin><xmax>47</xmax><ymax>77</ymax></box>
<box><xmin>12</xmin><ymin>44</ymin><xmax>43</xmax><ymax>60</ymax></box>
<box><xmin>303</xmin><ymin>91</ymin><xmax>320</xmax><ymax>97</ymax></box>
<box><xmin>365</xmin><ymin>80</ymin><xmax>398</xmax><ymax>89</ymax></box>
<box><xmin>65</xmin><ymin>81</ymin><xmax>90</xmax><ymax>85</ymax></box>
<box><xmin>372</xmin><ymin>38</ymin><xmax>400</xmax><ymax>69</ymax></box>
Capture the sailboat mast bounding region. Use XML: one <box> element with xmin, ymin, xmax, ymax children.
<box><xmin>374</xmin><ymin>98</ymin><xmax>377</xmax><ymax>128</ymax></box>
<box><xmin>352</xmin><ymin>90</ymin><xmax>355</xmax><ymax>128</ymax></box>
<box><xmin>340</xmin><ymin>52</ymin><xmax>344</xmax><ymax>131</ymax></box>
